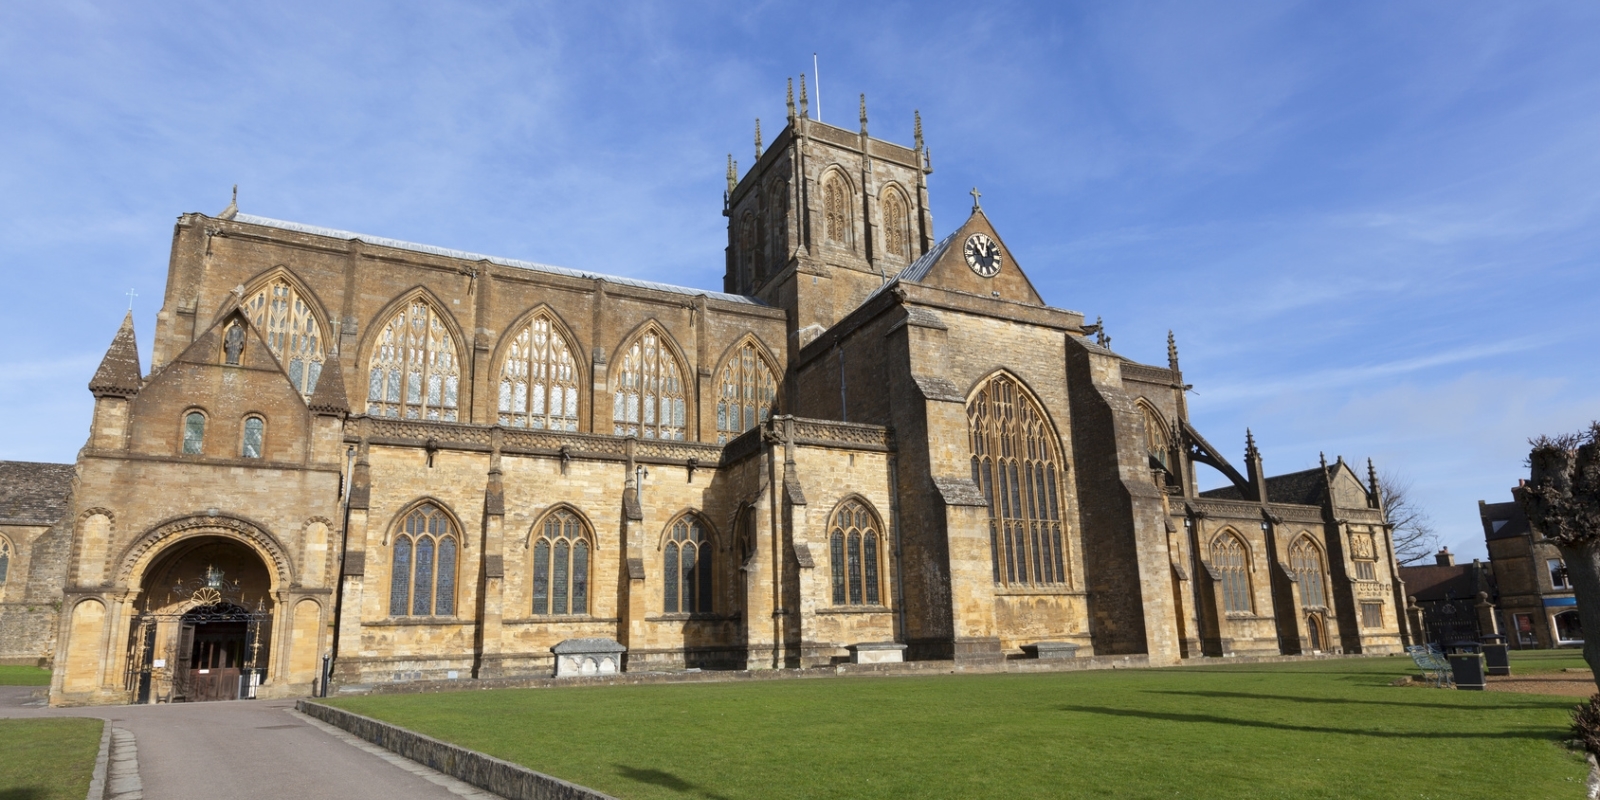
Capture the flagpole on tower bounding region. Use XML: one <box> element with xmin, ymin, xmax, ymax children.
<box><xmin>813</xmin><ymin>53</ymin><xmax>822</xmax><ymax>123</ymax></box>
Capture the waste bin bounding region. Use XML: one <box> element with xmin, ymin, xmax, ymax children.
<box><xmin>1480</xmin><ymin>634</ymin><xmax>1510</xmax><ymax>677</ymax></box>
<box><xmin>1446</xmin><ymin>640</ymin><xmax>1485</xmax><ymax>690</ymax></box>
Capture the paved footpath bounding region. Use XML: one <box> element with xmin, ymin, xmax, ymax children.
<box><xmin>0</xmin><ymin>686</ymin><xmax>500</xmax><ymax>800</ymax></box>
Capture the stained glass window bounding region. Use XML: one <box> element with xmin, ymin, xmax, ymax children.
<box><xmin>183</xmin><ymin>412</ymin><xmax>206</xmax><ymax>455</ymax></box>
<box><xmin>366</xmin><ymin>299</ymin><xmax>460</xmax><ymax>421</ymax></box>
<box><xmin>389</xmin><ymin>504</ymin><xmax>457</xmax><ymax>616</ymax></box>
<box><xmin>716</xmin><ymin>341</ymin><xmax>778</xmax><ymax>443</ymax></box>
<box><xmin>968</xmin><ymin>374</ymin><xmax>1068</xmax><ymax>586</ymax></box>
<box><xmin>531</xmin><ymin>509</ymin><xmax>591</xmax><ymax>616</ymax></box>
<box><xmin>497</xmin><ymin>313</ymin><xmax>580</xmax><ymax>431</ymax></box>
<box><xmin>1289</xmin><ymin>537</ymin><xmax>1326</xmax><ymax>608</ymax></box>
<box><xmin>241</xmin><ymin>417</ymin><xmax>264</xmax><ymax>459</ymax></box>
<box><xmin>1213</xmin><ymin>533</ymin><xmax>1251</xmax><ymax>613</ymax></box>
<box><xmin>612</xmin><ymin>328</ymin><xmax>687</xmax><ymax>440</ymax></box>
<box><xmin>0</xmin><ymin>537</ymin><xmax>11</xmax><ymax>585</ymax></box>
<box><xmin>828</xmin><ymin>500</ymin><xmax>882</xmax><ymax>606</ymax></box>
<box><xmin>882</xmin><ymin>188</ymin><xmax>910</xmax><ymax>259</ymax></box>
<box><xmin>244</xmin><ymin>277</ymin><xmax>325</xmax><ymax>397</ymax></box>
<box><xmin>663</xmin><ymin>517</ymin><xmax>712</xmax><ymax>613</ymax></box>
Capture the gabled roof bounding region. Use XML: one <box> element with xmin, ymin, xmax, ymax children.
<box><xmin>89</xmin><ymin>311</ymin><xmax>142</xmax><ymax>397</ymax></box>
<box><xmin>1397</xmin><ymin>563</ymin><xmax>1479</xmax><ymax>603</ymax></box>
<box><xmin>867</xmin><ymin>208</ymin><xmax>1045</xmax><ymax>306</ymax></box>
<box><xmin>1200</xmin><ymin>464</ymin><xmax>1327</xmax><ymax>505</ymax></box>
<box><xmin>232</xmin><ymin>214</ymin><xmax>763</xmax><ymax>306</ymax></box>
<box><xmin>1480</xmin><ymin>500</ymin><xmax>1530</xmax><ymax>541</ymax></box>
<box><xmin>0</xmin><ymin>461</ymin><xmax>75</xmax><ymax>525</ymax></box>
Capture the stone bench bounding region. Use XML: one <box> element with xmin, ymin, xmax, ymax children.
<box><xmin>847</xmin><ymin>642</ymin><xmax>908</xmax><ymax>665</ymax></box>
<box><xmin>1022</xmin><ymin>641</ymin><xmax>1081</xmax><ymax>660</ymax></box>
<box><xmin>552</xmin><ymin>638</ymin><xmax>626</xmax><ymax>677</ymax></box>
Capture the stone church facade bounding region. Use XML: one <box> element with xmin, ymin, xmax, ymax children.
<box><xmin>0</xmin><ymin>88</ymin><xmax>1409</xmax><ymax>706</ymax></box>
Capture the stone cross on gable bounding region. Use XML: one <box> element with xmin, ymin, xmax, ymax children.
<box><xmin>126</xmin><ymin>288</ymin><xmax>137</xmax><ymax>311</ymax></box>
<box><xmin>970</xmin><ymin>187</ymin><xmax>982</xmax><ymax>211</ymax></box>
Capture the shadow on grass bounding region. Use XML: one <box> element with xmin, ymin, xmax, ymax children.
<box><xmin>614</xmin><ymin>764</ymin><xmax>734</xmax><ymax>799</ymax></box>
<box><xmin>1147</xmin><ymin>689</ymin><xmax>1575</xmax><ymax>710</ymax></box>
<box><xmin>0</xmin><ymin>790</ymin><xmax>45</xmax><ymax>800</ymax></box>
<box><xmin>1058</xmin><ymin>705</ymin><xmax>1561</xmax><ymax>740</ymax></box>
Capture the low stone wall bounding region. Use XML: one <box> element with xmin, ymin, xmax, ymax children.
<box><xmin>296</xmin><ymin>701</ymin><xmax>614</xmax><ymax>800</ymax></box>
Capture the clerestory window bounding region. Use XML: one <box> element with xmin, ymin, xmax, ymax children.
<box><xmin>715</xmin><ymin>341</ymin><xmax>777</xmax><ymax>444</ymax></box>
<box><xmin>366</xmin><ymin>299</ymin><xmax>460</xmax><ymax>421</ymax></box>
<box><xmin>498</xmin><ymin>313</ymin><xmax>580</xmax><ymax>431</ymax></box>
<box><xmin>612</xmin><ymin>329</ymin><xmax>687</xmax><ymax>440</ymax></box>
<box><xmin>244</xmin><ymin>277</ymin><xmax>325</xmax><ymax>397</ymax></box>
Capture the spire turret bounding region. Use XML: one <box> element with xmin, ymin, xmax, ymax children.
<box><xmin>799</xmin><ymin>73</ymin><xmax>809</xmax><ymax>119</ymax></box>
<box><xmin>786</xmin><ymin>78</ymin><xmax>795</xmax><ymax>122</ymax></box>
<box><xmin>726</xmin><ymin>154</ymin><xmax>737</xmax><ymax>193</ymax></box>
<box><xmin>914</xmin><ymin>110</ymin><xmax>924</xmax><ymax>151</ymax></box>
<box><xmin>859</xmin><ymin>93</ymin><xmax>868</xmax><ymax>134</ymax></box>
<box><xmin>1167</xmin><ymin>330</ymin><xmax>1180</xmax><ymax>371</ymax></box>
<box><xmin>754</xmin><ymin>118</ymin><xmax>762</xmax><ymax>161</ymax></box>
<box><xmin>89</xmin><ymin>311</ymin><xmax>142</xmax><ymax>398</ymax></box>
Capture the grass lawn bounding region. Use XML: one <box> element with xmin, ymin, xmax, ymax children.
<box><xmin>0</xmin><ymin>666</ymin><xmax>51</xmax><ymax>686</ymax></box>
<box><xmin>1510</xmin><ymin>649</ymin><xmax>1590</xmax><ymax>675</ymax></box>
<box><xmin>325</xmin><ymin>656</ymin><xmax>1591</xmax><ymax>800</ymax></box>
<box><xmin>0</xmin><ymin>718</ymin><xmax>102</xmax><ymax>800</ymax></box>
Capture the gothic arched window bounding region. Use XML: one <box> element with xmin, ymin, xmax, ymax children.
<box><xmin>366</xmin><ymin>299</ymin><xmax>460</xmax><ymax>421</ymax></box>
<box><xmin>244</xmin><ymin>277</ymin><xmax>325</xmax><ymax>397</ymax></box>
<box><xmin>389</xmin><ymin>504</ymin><xmax>458</xmax><ymax>617</ymax></box>
<box><xmin>823</xmin><ymin>173</ymin><xmax>851</xmax><ymax>248</ymax></box>
<box><xmin>241</xmin><ymin>416</ymin><xmax>264</xmax><ymax>459</ymax></box>
<box><xmin>612</xmin><ymin>328</ymin><xmax>687</xmax><ymax>440</ymax></box>
<box><xmin>531</xmin><ymin>509</ymin><xmax>591</xmax><ymax>616</ymax></box>
<box><xmin>1140</xmin><ymin>403</ymin><xmax>1171</xmax><ymax>472</ymax></box>
<box><xmin>968</xmin><ymin>374</ymin><xmax>1067</xmax><ymax>585</ymax></box>
<box><xmin>767</xmin><ymin>180</ymin><xmax>789</xmax><ymax>264</ymax></box>
<box><xmin>882</xmin><ymin>188</ymin><xmax>910</xmax><ymax>260</ymax></box>
<box><xmin>498</xmin><ymin>313</ymin><xmax>580</xmax><ymax>431</ymax></box>
<box><xmin>1212</xmin><ymin>533</ymin><xmax>1251</xmax><ymax>613</ymax></box>
<box><xmin>828</xmin><ymin>499</ymin><xmax>882</xmax><ymax>606</ymax></box>
<box><xmin>716</xmin><ymin>341</ymin><xmax>777</xmax><ymax>443</ymax></box>
<box><xmin>663</xmin><ymin>516</ymin><xmax>712</xmax><ymax>614</ymax></box>
<box><xmin>739</xmin><ymin>213</ymin><xmax>757</xmax><ymax>288</ymax></box>
<box><xmin>182</xmin><ymin>411</ymin><xmax>206</xmax><ymax>455</ymax></box>
<box><xmin>1289</xmin><ymin>537</ymin><xmax>1326</xmax><ymax>608</ymax></box>
<box><xmin>0</xmin><ymin>536</ymin><xmax>11</xmax><ymax>586</ymax></box>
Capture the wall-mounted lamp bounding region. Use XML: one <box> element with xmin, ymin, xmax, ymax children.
<box><xmin>635</xmin><ymin>465</ymin><xmax>650</xmax><ymax>495</ymax></box>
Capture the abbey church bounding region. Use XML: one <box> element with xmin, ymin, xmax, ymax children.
<box><xmin>0</xmin><ymin>84</ymin><xmax>1408</xmax><ymax>706</ymax></box>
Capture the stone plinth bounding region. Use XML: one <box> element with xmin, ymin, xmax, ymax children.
<box><xmin>1023</xmin><ymin>641</ymin><xmax>1080</xmax><ymax>660</ymax></box>
<box><xmin>847</xmin><ymin>642</ymin><xmax>907</xmax><ymax>665</ymax></box>
<box><xmin>551</xmin><ymin>638</ymin><xmax>626</xmax><ymax>678</ymax></box>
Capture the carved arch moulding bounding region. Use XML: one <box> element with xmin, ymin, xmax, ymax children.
<box><xmin>113</xmin><ymin>514</ymin><xmax>298</xmax><ymax>593</ymax></box>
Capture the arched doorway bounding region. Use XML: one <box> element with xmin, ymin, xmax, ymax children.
<box><xmin>124</xmin><ymin>537</ymin><xmax>275</xmax><ymax>703</ymax></box>
<box><xmin>1306</xmin><ymin>614</ymin><xmax>1327</xmax><ymax>653</ymax></box>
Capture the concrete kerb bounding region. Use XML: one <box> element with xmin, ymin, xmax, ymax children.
<box><xmin>296</xmin><ymin>700</ymin><xmax>615</xmax><ymax>800</ymax></box>
<box><xmin>86</xmin><ymin>719</ymin><xmax>110</xmax><ymax>800</ymax></box>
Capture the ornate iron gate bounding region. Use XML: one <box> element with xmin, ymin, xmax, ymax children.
<box><xmin>123</xmin><ymin>598</ymin><xmax>271</xmax><ymax>703</ymax></box>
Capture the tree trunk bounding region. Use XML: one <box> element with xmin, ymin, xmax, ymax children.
<box><xmin>1560</xmin><ymin>540</ymin><xmax>1600</xmax><ymax>690</ymax></box>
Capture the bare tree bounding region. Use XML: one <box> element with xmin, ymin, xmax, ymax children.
<box><xmin>1520</xmin><ymin>422</ymin><xmax>1600</xmax><ymax>688</ymax></box>
<box><xmin>1380</xmin><ymin>470</ymin><xmax>1440</xmax><ymax>566</ymax></box>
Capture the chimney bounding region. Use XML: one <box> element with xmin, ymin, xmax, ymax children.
<box><xmin>1435</xmin><ymin>547</ymin><xmax>1455</xmax><ymax>567</ymax></box>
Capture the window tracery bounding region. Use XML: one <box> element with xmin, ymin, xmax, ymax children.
<box><xmin>823</xmin><ymin>173</ymin><xmax>851</xmax><ymax>247</ymax></box>
<box><xmin>716</xmin><ymin>341</ymin><xmax>777</xmax><ymax>444</ymax></box>
<box><xmin>244</xmin><ymin>278</ymin><xmax>325</xmax><ymax>397</ymax></box>
<box><xmin>531</xmin><ymin>509</ymin><xmax>591</xmax><ymax>616</ymax></box>
<box><xmin>241</xmin><ymin>417</ymin><xmax>264</xmax><ymax>459</ymax></box>
<box><xmin>612</xmin><ymin>328</ymin><xmax>687</xmax><ymax>440</ymax></box>
<box><xmin>968</xmin><ymin>374</ymin><xmax>1067</xmax><ymax>586</ymax></box>
<box><xmin>388</xmin><ymin>504</ymin><xmax>458</xmax><ymax>617</ymax></box>
<box><xmin>882</xmin><ymin>189</ymin><xmax>910</xmax><ymax>259</ymax></box>
<box><xmin>829</xmin><ymin>499</ymin><xmax>882</xmax><ymax>606</ymax></box>
<box><xmin>182</xmin><ymin>411</ymin><xmax>206</xmax><ymax>455</ymax></box>
<box><xmin>366</xmin><ymin>299</ymin><xmax>460</xmax><ymax>421</ymax></box>
<box><xmin>767</xmin><ymin>180</ymin><xmax>789</xmax><ymax>264</ymax></box>
<box><xmin>1212</xmin><ymin>533</ymin><xmax>1251</xmax><ymax>613</ymax></box>
<box><xmin>0</xmin><ymin>536</ymin><xmax>11</xmax><ymax>585</ymax></box>
<box><xmin>1289</xmin><ymin>537</ymin><xmax>1326</xmax><ymax>608</ymax></box>
<box><xmin>663</xmin><ymin>516</ymin><xmax>712</xmax><ymax>613</ymax></box>
<box><xmin>1141</xmin><ymin>403</ymin><xmax>1171</xmax><ymax>471</ymax></box>
<box><xmin>497</xmin><ymin>313</ymin><xmax>580</xmax><ymax>431</ymax></box>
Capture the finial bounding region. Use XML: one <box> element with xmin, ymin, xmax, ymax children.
<box><xmin>914</xmin><ymin>110</ymin><xmax>924</xmax><ymax>150</ymax></box>
<box><xmin>799</xmin><ymin>73</ymin><xmax>809</xmax><ymax>118</ymax></box>
<box><xmin>125</xmin><ymin>288</ymin><xmax>138</xmax><ymax>311</ymax></box>
<box><xmin>1245</xmin><ymin>429</ymin><xmax>1258</xmax><ymax>458</ymax></box>
<box><xmin>1319</xmin><ymin>452</ymin><xmax>1328</xmax><ymax>469</ymax></box>
<box><xmin>1367</xmin><ymin>458</ymin><xmax>1382</xmax><ymax>502</ymax></box>
<box><xmin>1167</xmin><ymin>330</ymin><xmax>1179</xmax><ymax>371</ymax></box>
<box><xmin>859</xmin><ymin>93</ymin><xmax>868</xmax><ymax>134</ymax></box>
<box><xmin>786</xmin><ymin>78</ymin><xmax>795</xmax><ymax>119</ymax></box>
<box><xmin>970</xmin><ymin>186</ymin><xmax>982</xmax><ymax>211</ymax></box>
<box><xmin>726</xmin><ymin>154</ymin><xmax>736</xmax><ymax>193</ymax></box>
<box><xmin>1094</xmin><ymin>316</ymin><xmax>1108</xmax><ymax>347</ymax></box>
<box><xmin>755</xmin><ymin>118</ymin><xmax>762</xmax><ymax>161</ymax></box>
<box><xmin>218</xmin><ymin>184</ymin><xmax>239</xmax><ymax>220</ymax></box>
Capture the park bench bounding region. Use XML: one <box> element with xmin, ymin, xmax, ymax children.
<box><xmin>1406</xmin><ymin>644</ymin><xmax>1452</xmax><ymax>688</ymax></box>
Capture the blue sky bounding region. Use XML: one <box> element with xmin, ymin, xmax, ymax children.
<box><xmin>3</xmin><ymin>2</ymin><xmax>1597</xmax><ymax>561</ymax></box>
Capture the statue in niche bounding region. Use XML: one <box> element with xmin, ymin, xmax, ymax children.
<box><xmin>224</xmin><ymin>323</ymin><xmax>245</xmax><ymax>365</ymax></box>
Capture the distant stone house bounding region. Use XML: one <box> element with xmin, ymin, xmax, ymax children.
<box><xmin>0</xmin><ymin>91</ymin><xmax>1409</xmax><ymax>707</ymax></box>
<box><xmin>1397</xmin><ymin>548</ymin><xmax>1495</xmax><ymax>645</ymax></box>
<box><xmin>1480</xmin><ymin>486</ymin><xmax>1579</xmax><ymax>648</ymax></box>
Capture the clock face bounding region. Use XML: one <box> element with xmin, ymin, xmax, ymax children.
<box><xmin>963</xmin><ymin>233</ymin><xmax>1002</xmax><ymax>277</ymax></box>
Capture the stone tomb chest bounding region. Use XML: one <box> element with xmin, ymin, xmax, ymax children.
<box><xmin>552</xmin><ymin>638</ymin><xmax>627</xmax><ymax>677</ymax></box>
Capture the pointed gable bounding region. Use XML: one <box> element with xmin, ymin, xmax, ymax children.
<box><xmin>89</xmin><ymin>311</ymin><xmax>143</xmax><ymax>397</ymax></box>
<box><xmin>307</xmin><ymin>362</ymin><xmax>349</xmax><ymax>415</ymax></box>
<box><xmin>896</xmin><ymin>208</ymin><xmax>1044</xmax><ymax>305</ymax></box>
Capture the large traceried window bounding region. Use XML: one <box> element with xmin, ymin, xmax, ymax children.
<box><xmin>716</xmin><ymin>342</ymin><xmax>777</xmax><ymax>444</ymax></box>
<box><xmin>498</xmin><ymin>313</ymin><xmax>580</xmax><ymax>431</ymax></box>
<box><xmin>823</xmin><ymin>173</ymin><xmax>851</xmax><ymax>247</ymax></box>
<box><xmin>388</xmin><ymin>504</ymin><xmax>458</xmax><ymax>617</ymax></box>
<box><xmin>881</xmin><ymin>188</ymin><xmax>910</xmax><ymax>260</ymax></box>
<box><xmin>663</xmin><ymin>516</ymin><xmax>712</xmax><ymax>614</ymax></box>
<box><xmin>612</xmin><ymin>328</ymin><xmax>687</xmax><ymax>440</ymax></box>
<box><xmin>531</xmin><ymin>509</ymin><xmax>591</xmax><ymax>616</ymax></box>
<box><xmin>1289</xmin><ymin>537</ymin><xmax>1326</xmax><ymax>608</ymax></box>
<box><xmin>829</xmin><ymin>499</ymin><xmax>882</xmax><ymax>606</ymax></box>
<box><xmin>1212</xmin><ymin>533</ymin><xmax>1252</xmax><ymax>613</ymax></box>
<box><xmin>366</xmin><ymin>299</ymin><xmax>460</xmax><ymax>421</ymax></box>
<box><xmin>968</xmin><ymin>374</ymin><xmax>1067</xmax><ymax>586</ymax></box>
<box><xmin>182</xmin><ymin>411</ymin><xmax>206</xmax><ymax>455</ymax></box>
<box><xmin>244</xmin><ymin>277</ymin><xmax>325</xmax><ymax>397</ymax></box>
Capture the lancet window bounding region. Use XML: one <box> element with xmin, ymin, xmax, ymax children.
<box><xmin>0</xmin><ymin>536</ymin><xmax>11</xmax><ymax>585</ymax></box>
<box><xmin>244</xmin><ymin>278</ymin><xmax>325</xmax><ymax>397</ymax></box>
<box><xmin>498</xmin><ymin>313</ymin><xmax>580</xmax><ymax>431</ymax></box>
<box><xmin>182</xmin><ymin>411</ymin><xmax>206</xmax><ymax>455</ymax></box>
<box><xmin>1212</xmin><ymin>533</ymin><xmax>1252</xmax><ymax>613</ymax></box>
<box><xmin>968</xmin><ymin>374</ymin><xmax>1067</xmax><ymax>586</ymax></box>
<box><xmin>612</xmin><ymin>329</ymin><xmax>687</xmax><ymax>440</ymax></box>
<box><xmin>241</xmin><ymin>417</ymin><xmax>264</xmax><ymax>459</ymax></box>
<box><xmin>882</xmin><ymin>188</ymin><xmax>910</xmax><ymax>260</ymax></box>
<box><xmin>663</xmin><ymin>516</ymin><xmax>712</xmax><ymax>614</ymax></box>
<box><xmin>388</xmin><ymin>504</ymin><xmax>458</xmax><ymax>617</ymax></box>
<box><xmin>716</xmin><ymin>342</ymin><xmax>777</xmax><ymax>443</ymax></box>
<box><xmin>1141</xmin><ymin>403</ymin><xmax>1171</xmax><ymax>472</ymax></box>
<box><xmin>531</xmin><ymin>509</ymin><xmax>591</xmax><ymax>616</ymax></box>
<box><xmin>1289</xmin><ymin>537</ymin><xmax>1326</xmax><ymax>608</ymax></box>
<box><xmin>823</xmin><ymin>174</ymin><xmax>851</xmax><ymax>247</ymax></box>
<box><xmin>366</xmin><ymin>299</ymin><xmax>460</xmax><ymax>421</ymax></box>
<box><xmin>767</xmin><ymin>179</ymin><xmax>789</xmax><ymax>265</ymax></box>
<box><xmin>829</xmin><ymin>499</ymin><xmax>882</xmax><ymax>606</ymax></box>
